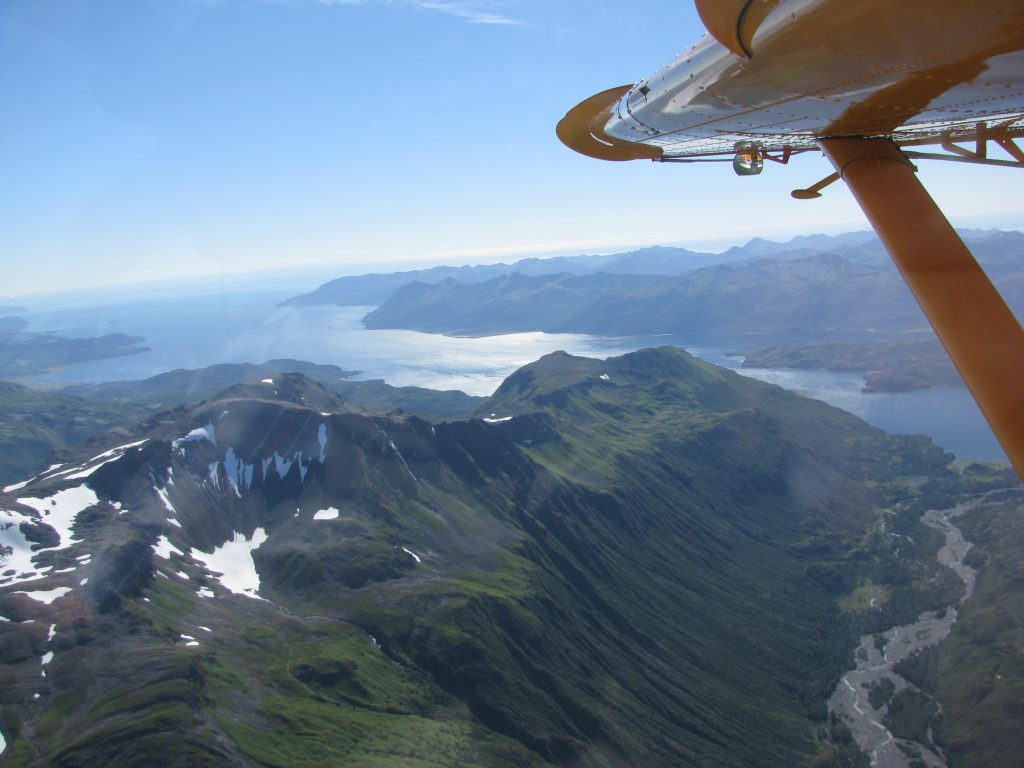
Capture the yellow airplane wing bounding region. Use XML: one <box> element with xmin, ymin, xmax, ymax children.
<box><xmin>560</xmin><ymin>0</ymin><xmax>1024</xmax><ymax>162</ymax></box>
<box><xmin>559</xmin><ymin>0</ymin><xmax>1024</xmax><ymax>479</ymax></box>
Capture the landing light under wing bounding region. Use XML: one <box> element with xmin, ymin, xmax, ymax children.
<box><xmin>559</xmin><ymin>0</ymin><xmax>1024</xmax><ymax>479</ymax></box>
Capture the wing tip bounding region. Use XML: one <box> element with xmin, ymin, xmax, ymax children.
<box><xmin>556</xmin><ymin>85</ymin><xmax>663</xmax><ymax>162</ymax></box>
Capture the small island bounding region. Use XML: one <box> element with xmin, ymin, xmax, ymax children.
<box><xmin>739</xmin><ymin>339</ymin><xmax>962</xmax><ymax>393</ymax></box>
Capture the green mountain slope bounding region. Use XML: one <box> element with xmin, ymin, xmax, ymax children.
<box><xmin>0</xmin><ymin>383</ymin><xmax>150</xmax><ymax>487</ymax></box>
<box><xmin>0</xmin><ymin>349</ymin><xmax>975</xmax><ymax>767</ymax></box>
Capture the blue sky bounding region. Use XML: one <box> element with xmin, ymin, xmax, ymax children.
<box><xmin>4</xmin><ymin>0</ymin><xmax>1024</xmax><ymax>297</ymax></box>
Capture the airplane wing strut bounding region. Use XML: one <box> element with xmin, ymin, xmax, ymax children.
<box><xmin>820</xmin><ymin>138</ymin><xmax>1024</xmax><ymax>474</ymax></box>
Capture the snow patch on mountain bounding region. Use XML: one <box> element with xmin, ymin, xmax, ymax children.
<box><xmin>260</xmin><ymin>450</ymin><xmax>307</xmax><ymax>483</ymax></box>
<box><xmin>173</xmin><ymin>424</ymin><xmax>216</xmax><ymax>451</ymax></box>
<box><xmin>193</xmin><ymin>529</ymin><xmax>268</xmax><ymax>600</ymax></box>
<box><xmin>318</xmin><ymin>423</ymin><xmax>328</xmax><ymax>462</ymax></box>
<box><xmin>3</xmin><ymin>478</ymin><xmax>34</xmax><ymax>493</ymax></box>
<box><xmin>0</xmin><ymin>511</ymin><xmax>48</xmax><ymax>584</ymax></box>
<box><xmin>156</xmin><ymin>486</ymin><xmax>176</xmax><ymax>514</ymax></box>
<box><xmin>62</xmin><ymin>440</ymin><xmax>150</xmax><ymax>481</ymax></box>
<box><xmin>388</xmin><ymin>439</ymin><xmax>417</xmax><ymax>481</ymax></box>
<box><xmin>153</xmin><ymin>535</ymin><xmax>185</xmax><ymax>560</ymax></box>
<box><xmin>14</xmin><ymin>587</ymin><xmax>73</xmax><ymax>605</ymax></box>
<box><xmin>16</xmin><ymin>486</ymin><xmax>99</xmax><ymax>554</ymax></box>
<box><xmin>220</xmin><ymin>447</ymin><xmax>254</xmax><ymax>497</ymax></box>
<box><xmin>88</xmin><ymin>440</ymin><xmax>149</xmax><ymax>464</ymax></box>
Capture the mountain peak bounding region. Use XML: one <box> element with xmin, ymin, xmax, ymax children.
<box><xmin>482</xmin><ymin>347</ymin><xmax>723</xmax><ymax>417</ymax></box>
<box><xmin>208</xmin><ymin>371</ymin><xmax>352</xmax><ymax>414</ymax></box>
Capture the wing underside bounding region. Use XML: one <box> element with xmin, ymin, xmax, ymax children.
<box><xmin>559</xmin><ymin>0</ymin><xmax>1024</xmax><ymax>161</ymax></box>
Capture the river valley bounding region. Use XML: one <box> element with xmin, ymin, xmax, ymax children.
<box><xmin>828</xmin><ymin>495</ymin><xmax>989</xmax><ymax>767</ymax></box>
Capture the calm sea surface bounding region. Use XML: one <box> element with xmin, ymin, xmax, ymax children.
<box><xmin>19</xmin><ymin>286</ymin><xmax>1005</xmax><ymax>463</ymax></box>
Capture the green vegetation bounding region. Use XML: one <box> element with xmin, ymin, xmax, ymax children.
<box><xmin>3</xmin><ymin>349</ymin><xmax>1013</xmax><ymax>767</ymax></box>
<box><xmin>839</xmin><ymin>583</ymin><xmax>891</xmax><ymax>612</ymax></box>
<box><xmin>207</xmin><ymin>620</ymin><xmax>547</xmax><ymax>768</ymax></box>
<box><xmin>884</xmin><ymin>688</ymin><xmax>938</xmax><ymax>745</ymax></box>
<box><xmin>0</xmin><ymin>382</ymin><xmax>149</xmax><ymax>484</ymax></box>
<box><xmin>814</xmin><ymin>716</ymin><xmax>871</xmax><ymax>768</ymax></box>
<box><xmin>866</xmin><ymin>678</ymin><xmax>895</xmax><ymax>711</ymax></box>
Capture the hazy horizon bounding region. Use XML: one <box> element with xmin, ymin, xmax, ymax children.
<box><xmin>9</xmin><ymin>220</ymin><xmax>1024</xmax><ymax>307</ymax></box>
<box><xmin>5</xmin><ymin>0</ymin><xmax>1024</xmax><ymax>297</ymax></box>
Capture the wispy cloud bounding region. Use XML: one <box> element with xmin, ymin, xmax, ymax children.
<box><xmin>411</xmin><ymin>1</ymin><xmax>523</xmax><ymax>25</ymax></box>
<box><xmin>317</xmin><ymin>0</ymin><xmax>524</xmax><ymax>26</ymax></box>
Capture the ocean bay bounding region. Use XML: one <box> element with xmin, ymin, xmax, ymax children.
<box><xmin>19</xmin><ymin>289</ymin><xmax>1005</xmax><ymax>463</ymax></box>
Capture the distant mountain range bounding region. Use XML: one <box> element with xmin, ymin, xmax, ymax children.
<box><xmin>282</xmin><ymin>228</ymin><xmax>1011</xmax><ymax>309</ymax></box>
<box><xmin>281</xmin><ymin>245</ymin><xmax>728</xmax><ymax>307</ymax></box>
<box><xmin>4</xmin><ymin>347</ymin><xmax>1011</xmax><ymax>766</ymax></box>
<box><xmin>718</xmin><ymin>230</ymin><xmax>880</xmax><ymax>259</ymax></box>
<box><xmin>363</xmin><ymin>253</ymin><xmax>933</xmax><ymax>337</ymax></box>
<box><xmin>360</xmin><ymin>231</ymin><xmax>1024</xmax><ymax>339</ymax></box>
